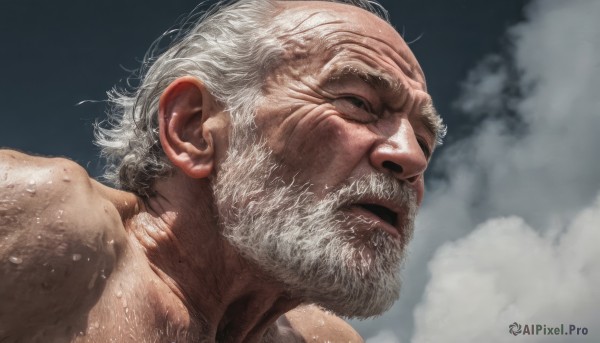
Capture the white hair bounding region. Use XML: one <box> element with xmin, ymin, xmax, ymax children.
<box><xmin>94</xmin><ymin>0</ymin><xmax>390</xmax><ymax>197</ymax></box>
<box><xmin>213</xmin><ymin>133</ymin><xmax>416</xmax><ymax>318</ymax></box>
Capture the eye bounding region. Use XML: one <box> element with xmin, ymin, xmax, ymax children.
<box><xmin>332</xmin><ymin>95</ymin><xmax>377</xmax><ymax>123</ymax></box>
<box><xmin>343</xmin><ymin>96</ymin><xmax>372</xmax><ymax>112</ymax></box>
<box><xmin>417</xmin><ymin>138</ymin><xmax>432</xmax><ymax>159</ymax></box>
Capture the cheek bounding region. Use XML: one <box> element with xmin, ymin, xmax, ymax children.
<box><xmin>276</xmin><ymin>115</ymin><xmax>371</xmax><ymax>185</ymax></box>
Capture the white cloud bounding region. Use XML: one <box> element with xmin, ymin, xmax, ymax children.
<box><xmin>413</xmin><ymin>194</ymin><xmax>600</xmax><ymax>343</ymax></box>
<box><xmin>356</xmin><ymin>0</ymin><xmax>600</xmax><ymax>341</ymax></box>
<box><xmin>453</xmin><ymin>55</ymin><xmax>511</xmax><ymax>119</ymax></box>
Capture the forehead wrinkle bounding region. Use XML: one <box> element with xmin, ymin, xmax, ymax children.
<box><xmin>276</xmin><ymin>13</ymin><xmax>345</xmax><ymax>41</ymax></box>
<box><xmin>318</xmin><ymin>29</ymin><xmax>416</xmax><ymax>79</ymax></box>
<box><xmin>327</xmin><ymin>43</ymin><xmax>423</xmax><ymax>90</ymax></box>
<box><xmin>272</xmin><ymin>14</ymin><xmax>346</xmax><ymax>70</ymax></box>
<box><xmin>274</xmin><ymin>3</ymin><xmax>355</xmax><ymax>45</ymax></box>
<box><xmin>273</xmin><ymin>5</ymin><xmax>424</xmax><ymax>87</ymax></box>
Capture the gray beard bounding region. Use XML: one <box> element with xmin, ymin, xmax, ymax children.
<box><xmin>212</xmin><ymin>136</ymin><xmax>416</xmax><ymax>318</ymax></box>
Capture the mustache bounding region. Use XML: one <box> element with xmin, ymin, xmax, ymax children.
<box><xmin>325</xmin><ymin>173</ymin><xmax>417</xmax><ymax>210</ymax></box>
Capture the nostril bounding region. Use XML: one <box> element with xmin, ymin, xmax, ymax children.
<box><xmin>382</xmin><ymin>161</ymin><xmax>403</xmax><ymax>174</ymax></box>
<box><xmin>406</xmin><ymin>175</ymin><xmax>419</xmax><ymax>184</ymax></box>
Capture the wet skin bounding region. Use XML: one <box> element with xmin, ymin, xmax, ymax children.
<box><xmin>0</xmin><ymin>2</ymin><xmax>440</xmax><ymax>342</ymax></box>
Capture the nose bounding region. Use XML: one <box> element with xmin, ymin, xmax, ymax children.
<box><xmin>369</xmin><ymin>123</ymin><xmax>428</xmax><ymax>184</ymax></box>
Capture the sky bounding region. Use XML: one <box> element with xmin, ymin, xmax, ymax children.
<box><xmin>354</xmin><ymin>0</ymin><xmax>600</xmax><ymax>342</ymax></box>
<box><xmin>2</xmin><ymin>0</ymin><xmax>599</xmax><ymax>342</ymax></box>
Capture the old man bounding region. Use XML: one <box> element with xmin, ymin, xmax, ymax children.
<box><xmin>0</xmin><ymin>0</ymin><xmax>444</xmax><ymax>342</ymax></box>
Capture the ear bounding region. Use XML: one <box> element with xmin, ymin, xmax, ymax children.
<box><xmin>158</xmin><ymin>76</ymin><xmax>218</xmax><ymax>179</ymax></box>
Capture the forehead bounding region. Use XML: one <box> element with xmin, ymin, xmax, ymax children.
<box><xmin>274</xmin><ymin>1</ymin><xmax>426</xmax><ymax>89</ymax></box>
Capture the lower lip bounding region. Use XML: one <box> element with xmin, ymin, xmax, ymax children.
<box><xmin>344</xmin><ymin>206</ymin><xmax>401</xmax><ymax>239</ymax></box>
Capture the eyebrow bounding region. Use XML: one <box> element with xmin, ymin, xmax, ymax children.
<box><xmin>420</xmin><ymin>102</ymin><xmax>446</xmax><ymax>146</ymax></box>
<box><xmin>326</xmin><ymin>64</ymin><xmax>403</xmax><ymax>96</ymax></box>
<box><xmin>325</xmin><ymin>65</ymin><xmax>446</xmax><ymax>145</ymax></box>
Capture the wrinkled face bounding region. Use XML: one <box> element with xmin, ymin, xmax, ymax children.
<box><xmin>213</xmin><ymin>2</ymin><xmax>441</xmax><ymax>318</ymax></box>
<box><xmin>255</xmin><ymin>2</ymin><xmax>440</xmax><ymax>239</ymax></box>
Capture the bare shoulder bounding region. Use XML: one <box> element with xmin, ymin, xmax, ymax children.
<box><xmin>283</xmin><ymin>304</ymin><xmax>364</xmax><ymax>343</ymax></box>
<box><xmin>0</xmin><ymin>150</ymin><xmax>135</xmax><ymax>337</ymax></box>
<box><xmin>0</xmin><ymin>149</ymin><xmax>131</xmax><ymax>236</ymax></box>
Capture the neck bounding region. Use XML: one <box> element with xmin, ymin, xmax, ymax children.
<box><xmin>127</xmin><ymin>175</ymin><xmax>302</xmax><ymax>342</ymax></box>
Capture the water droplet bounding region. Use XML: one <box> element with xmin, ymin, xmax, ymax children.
<box><xmin>62</xmin><ymin>175</ymin><xmax>71</xmax><ymax>182</ymax></box>
<box><xmin>25</xmin><ymin>180</ymin><xmax>37</xmax><ymax>194</ymax></box>
<box><xmin>121</xmin><ymin>297</ymin><xmax>129</xmax><ymax>313</ymax></box>
<box><xmin>72</xmin><ymin>254</ymin><xmax>82</xmax><ymax>261</ymax></box>
<box><xmin>100</xmin><ymin>269</ymin><xmax>107</xmax><ymax>279</ymax></box>
<box><xmin>35</xmin><ymin>217</ymin><xmax>41</xmax><ymax>224</ymax></box>
<box><xmin>115</xmin><ymin>289</ymin><xmax>123</xmax><ymax>298</ymax></box>
<box><xmin>88</xmin><ymin>272</ymin><xmax>98</xmax><ymax>289</ymax></box>
<box><xmin>107</xmin><ymin>239</ymin><xmax>115</xmax><ymax>245</ymax></box>
<box><xmin>9</xmin><ymin>256</ymin><xmax>23</xmax><ymax>264</ymax></box>
<box><xmin>361</xmin><ymin>260</ymin><xmax>369</xmax><ymax>270</ymax></box>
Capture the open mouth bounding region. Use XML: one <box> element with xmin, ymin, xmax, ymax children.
<box><xmin>356</xmin><ymin>204</ymin><xmax>397</xmax><ymax>227</ymax></box>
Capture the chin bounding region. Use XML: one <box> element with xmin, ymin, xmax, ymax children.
<box><xmin>290</xmin><ymin>226</ymin><xmax>405</xmax><ymax>319</ymax></box>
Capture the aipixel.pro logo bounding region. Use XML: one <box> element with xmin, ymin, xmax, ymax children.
<box><xmin>509</xmin><ymin>322</ymin><xmax>522</xmax><ymax>336</ymax></box>
<box><xmin>508</xmin><ymin>322</ymin><xmax>589</xmax><ymax>336</ymax></box>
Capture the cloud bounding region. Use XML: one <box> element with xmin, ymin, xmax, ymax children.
<box><xmin>413</xmin><ymin>194</ymin><xmax>600</xmax><ymax>342</ymax></box>
<box><xmin>356</xmin><ymin>0</ymin><xmax>600</xmax><ymax>341</ymax></box>
<box><xmin>410</xmin><ymin>0</ymin><xmax>600</xmax><ymax>341</ymax></box>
